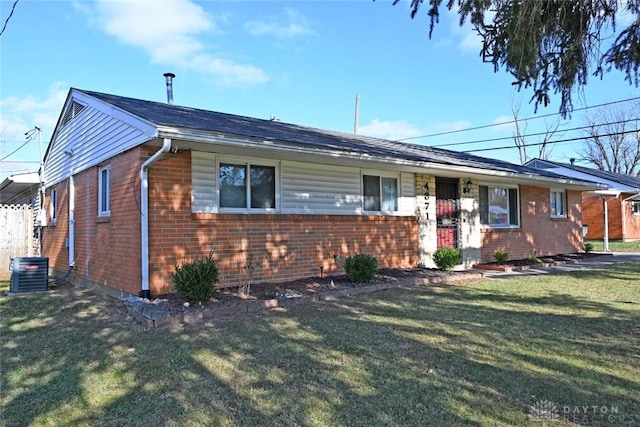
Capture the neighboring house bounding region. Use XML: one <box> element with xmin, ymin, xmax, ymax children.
<box><xmin>0</xmin><ymin>172</ymin><xmax>41</xmax><ymax>276</ymax></box>
<box><xmin>41</xmin><ymin>88</ymin><xmax>601</xmax><ymax>297</ymax></box>
<box><xmin>527</xmin><ymin>159</ymin><xmax>640</xmax><ymax>246</ymax></box>
<box><xmin>0</xmin><ymin>172</ymin><xmax>40</xmax><ymax>206</ymax></box>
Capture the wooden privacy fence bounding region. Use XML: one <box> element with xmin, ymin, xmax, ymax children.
<box><xmin>0</xmin><ymin>204</ymin><xmax>36</xmax><ymax>281</ymax></box>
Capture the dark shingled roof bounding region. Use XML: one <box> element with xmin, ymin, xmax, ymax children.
<box><xmin>80</xmin><ymin>89</ymin><xmax>572</xmax><ymax>180</ymax></box>
<box><xmin>530</xmin><ymin>159</ymin><xmax>640</xmax><ymax>190</ymax></box>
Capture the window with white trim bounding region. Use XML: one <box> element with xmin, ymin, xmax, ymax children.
<box><xmin>219</xmin><ymin>162</ymin><xmax>276</xmax><ymax>210</ymax></box>
<box><xmin>632</xmin><ymin>200</ymin><xmax>640</xmax><ymax>215</ymax></box>
<box><xmin>550</xmin><ymin>189</ymin><xmax>567</xmax><ymax>218</ymax></box>
<box><xmin>479</xmin><ymin>184</ymin><xmax>519</xmax><ymax>227</ymax></box>
<box><xmin>363</xmin><ymin>174</ymin><xmax>398</xmax><ymax>212</ymax></box>
<box><xmin>98</xmin><ymin>165</ymin><xmax>111</xmax><ymax>216</ymax></box>
<box><xmin>50</xmin><ymin>188</ymin><xmax>57</xmax><ymax>221</ymax></box>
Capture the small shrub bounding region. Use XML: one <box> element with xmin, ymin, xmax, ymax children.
<box><xmin>493</xmin><ymin>249</ymin><xmax>508</xmax><ymax>263</ymax></box>
<box><xmin>584</xmin><ymin>242</ymin><xmax>594</xmax><ymax>253</ymax></box>
<box><xmin>171</xmin><ymin>251</ymin><xmax>219</xmax><ymax>303</ymax></box>
<box><xmin>433</xmin><ymin>247</ymin><xmax>462</xmax><ymax>270</ymax></box>
<box><xmin>344</xmin><ymin>253</ymin><xmax>378</xmax><ymax>283</ymax></box>
<box><xmin>529</xmin><ymin>257</ymin><xmax>543</xmax><ymax>264</ymax></box>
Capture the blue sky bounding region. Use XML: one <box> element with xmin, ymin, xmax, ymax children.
<box><xmin>1</xmin><ymin>0</ymin><xmax>638</xmax><ymax>182</ymax></box>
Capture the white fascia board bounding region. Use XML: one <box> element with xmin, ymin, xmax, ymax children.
<box><xmin>157</xmin><ymin>127</ymin><xmax>605</xmax><ymax>190</ymax></box>
<box><xmin>72</xmin><ymin>90</ymin><xmax>158</xmax><ymax>137</ymax></box>
<box><xmin>46</xmin><ymin>89</ymin><xmax>158</xmax><ymax>164</ymax></box>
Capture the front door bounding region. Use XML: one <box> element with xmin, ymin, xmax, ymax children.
<box><xmin>436</xmin><ymin>178</ymin><xmax>459</xmax><ymax>248</ymax></box>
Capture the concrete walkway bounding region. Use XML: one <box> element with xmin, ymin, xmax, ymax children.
<box><xmin>478</xmin><ymin>252</ymin><xmax>640</xmax><ymax>279</ymax></box>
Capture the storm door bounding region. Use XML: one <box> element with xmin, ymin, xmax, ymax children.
<box><xmin>436</xmin><ymin>178</ymin><xmax>460</xmax><ymax>248</ymax></box>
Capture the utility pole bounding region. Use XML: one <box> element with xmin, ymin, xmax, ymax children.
<box><xmin>31</xmin><ymin>126</ymin><xmax>45</xmax><ymax>255</ymax></box>
<box><xmin>354</xmin><ymin>95</ymin><xmax>360</xmax><ymax>135</ymax></box>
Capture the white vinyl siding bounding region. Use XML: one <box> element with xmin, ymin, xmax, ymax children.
<box><xmin>281</xmin><ymin>162</ymin><xmax>362</xmax><ymax>214</ymax></box>
<box><xmin>400</xmin><ymin>173</ymin><xmax>415</xmax><ymax>213</ymax></box>
<box><xmin>192</xmin><ymin>151</ymin><xmax>217</xmax><ymax>213</ymax></box>
<box><xmin>191</xmin><ymin>154</ymin><xmax>416</xmax><ymax>215</ymax></box>
<box><xmin>44</xmin><ymin>93</ymin><xmax>155</xmax><ymax>189</ymax></box>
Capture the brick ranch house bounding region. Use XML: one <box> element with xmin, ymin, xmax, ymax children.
<box><xmin>41</xmin><ymin>88</ymin><xmax>601</xmax><ymax>298</ymax></box>
<box><xmin>527</xmin><ymin>159</ymin><xmax>640</xmax><ymax>248</ymax></box>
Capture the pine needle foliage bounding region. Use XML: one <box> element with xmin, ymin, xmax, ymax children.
<box><xmin>389</xmin><ymin>0</ymin><xmax>640</xmax><ymax>117</ymax></box>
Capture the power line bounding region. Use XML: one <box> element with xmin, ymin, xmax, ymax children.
<box><xmin>0</xmin><ymin>0</ymin><xmax>20</xmax><ymax>37</ymax></box>
<box><xmin>0</xmin><ymin>160</ymin><xmax>39</xmax><ymax>163</ymax></box>
<box><xmin>396</xmin><ymin>96</ymin><xmax>640</xmax><ymax>142</ymax></box>
<box><xmin>0</xmin><ymin>140</ymin><xmax>30</xmax><ymax>161</ymax></box>
<box><xmin>463</xmin><ymin>128</ymin><xmax>640</xmax><ymax>153</ymax></box>
<box><xmin>432</xmin><ymin>117</ymin><xmax>640</xmax><ymax>148</ymax></box>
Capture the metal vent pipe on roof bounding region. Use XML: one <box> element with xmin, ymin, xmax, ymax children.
<box><xmin>163</xmin><ymin>72</ymin><xmax>176</xmax><ymax>104</ymax></box>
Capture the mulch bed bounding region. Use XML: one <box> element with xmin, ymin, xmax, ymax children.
<box><xmin>153</xmin><ymin>267</ymin><xmax>473</xmax><ymax>317</ymax></box>
<box><xmin>472</xmin><ymin>252</ymin><xmax>606</xmax><ymax>271</ymax></box>
<box><xmin>132</xmin><ymin>252</ymin><xmax>607</xmax><ymax>326</ymax></box>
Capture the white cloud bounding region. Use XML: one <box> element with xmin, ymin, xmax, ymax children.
<box><xmin>191</xmin><ymin>54</ymin><xmax>269</xmax><ymax>86</ymax></box>
<box><xmin>491</xmin><ymin>115</ymin><xmax>515</xmax><ymax>132</ymax></box>
<box><xmin>434</xmin><ymin>120</ymin><xmax>473</xmax><ymax>133</ymax></box>
<box><xmin>0</xmin><ymin>83</ymin><xmax>67</xmax><ymax>177</ymax></box>
<box><xmin>358</xmin><ymin>119</ymin><xmax>424</xmax><ymax>141</ymax></box>
<box><xmin>358</xmin><ymin>118</ymin><xmax>475</xmax><ymax>143</ymax></box>
<box><xmin>0</xmin><ymin>82</ymin><xmax>68</xmax><ymax>141</ymax></box>
<box><xmin>445</xmin><ymin>7</ymin><xmax>493</xmax><ymax>54</ymax></box>
<box><xmin>81</xmin><ymin>0</ymin><xmax>268</xmax><ymax>86</ymax></box>
<box><xmin>244</xmin><ymin>8</ymin><xmax>316</xmax><ymax>39</ymax></box>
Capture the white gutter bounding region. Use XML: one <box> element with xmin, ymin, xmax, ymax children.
<box><xmin>140</xmin><ymin>138</ymin><xmax>171</xmax><ymax>298</ymax></box>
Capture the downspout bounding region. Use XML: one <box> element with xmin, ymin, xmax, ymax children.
<box><xmin>603</xmin><ymin>196</ymin><xmax>610</xmax><ymax>252</ymax></box>
<box><xmin>140</xmin><ymin>138</ymin><xmax>172</xmax><ymax>299</ymax></box>
<box><xmin>69</xmin><ymin>173</ymin><xmax>75</xmax><ymax>267</ymax></box>
<box><xmin>52</xmin><ymin>172</ymin><xmax>75</xmax><ymax>284</ymax></box>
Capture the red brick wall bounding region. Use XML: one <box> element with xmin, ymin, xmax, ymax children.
<box><xmin>480</xmin><ymin>186</ymin><xmax>583</xmax><ymax>262</ymax></box>
<box><xmin>146</xmin><ymin>149</ymin><xmax>419</xmax><ymax>294</ymax></box>
<box><xmin>582</xmin><ymin>193</ymin><xmax>640</xmax><ymax>240</ymax></box>
<box><xmin>625</xmin><ymin>199</ymin><xmax>640</xmax><ymax>240</ymax></box>
<box><xmin>42</xmin><ymin>147</ymin><xmax>144</xmax><ymax>295</ymax></box>
<box><xmin>42</xmin><ymin>181</ymin><xmax>70</xmax><ymax>270</ymax></box>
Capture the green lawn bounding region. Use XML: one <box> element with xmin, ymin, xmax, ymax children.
<box><xmin>2</xmin><ymin>264</ymin><xmax>640</xmax><ymax>426</ymax></box>
<box><xmin>586</xmin><ymin>239</ymin><xmax>640</xmax><ymax>252</ymax></box>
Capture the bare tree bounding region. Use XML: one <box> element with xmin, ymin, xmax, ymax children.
<box><xmin>580</xmin><ymin>104</ymin><xmax>640</xmax><ymax>176</ymax></box>
<box><xmin>511</xmin><ymin>102</ymin><xmax>560</xmax><ymax>164</ymax></box>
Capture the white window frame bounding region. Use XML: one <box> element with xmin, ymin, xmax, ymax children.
<box><xmin>550</xmin><ymin>189</ymin><xmax>567</xmax><ymax>218</ymax></box>
<box><xmin>50</xmin><ymin>188</ymin><xmax>57</xmax><ymax>221</ymax></box>
<box><xmin>632</xmin><ymin>200</ymin><xmax>640</xmax><ymax>216</ymax></box>
<box><xmin>217</xmin><ymin>157</ymin><xmax>279</xmax><ymax>213</ymax></box>
<box><xmin>98</xmin><ymin>164</ymin><xmax>111</xmax><ymax>217</ymax></box>
<box><xmin>361</xmin><ymin>171</ymin><xmax>400</xmax><ymax>213</ymax></box>
<box><xmin>479</xmin><ymin>183</ymin><xmax>520</xmax><ymax>228</ymax></box>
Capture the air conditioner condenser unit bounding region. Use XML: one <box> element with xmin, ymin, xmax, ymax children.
<box><xmin>10</xmin><ymin>257</ymin><xmax>49</xmax><ymax>293</ymax></box>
